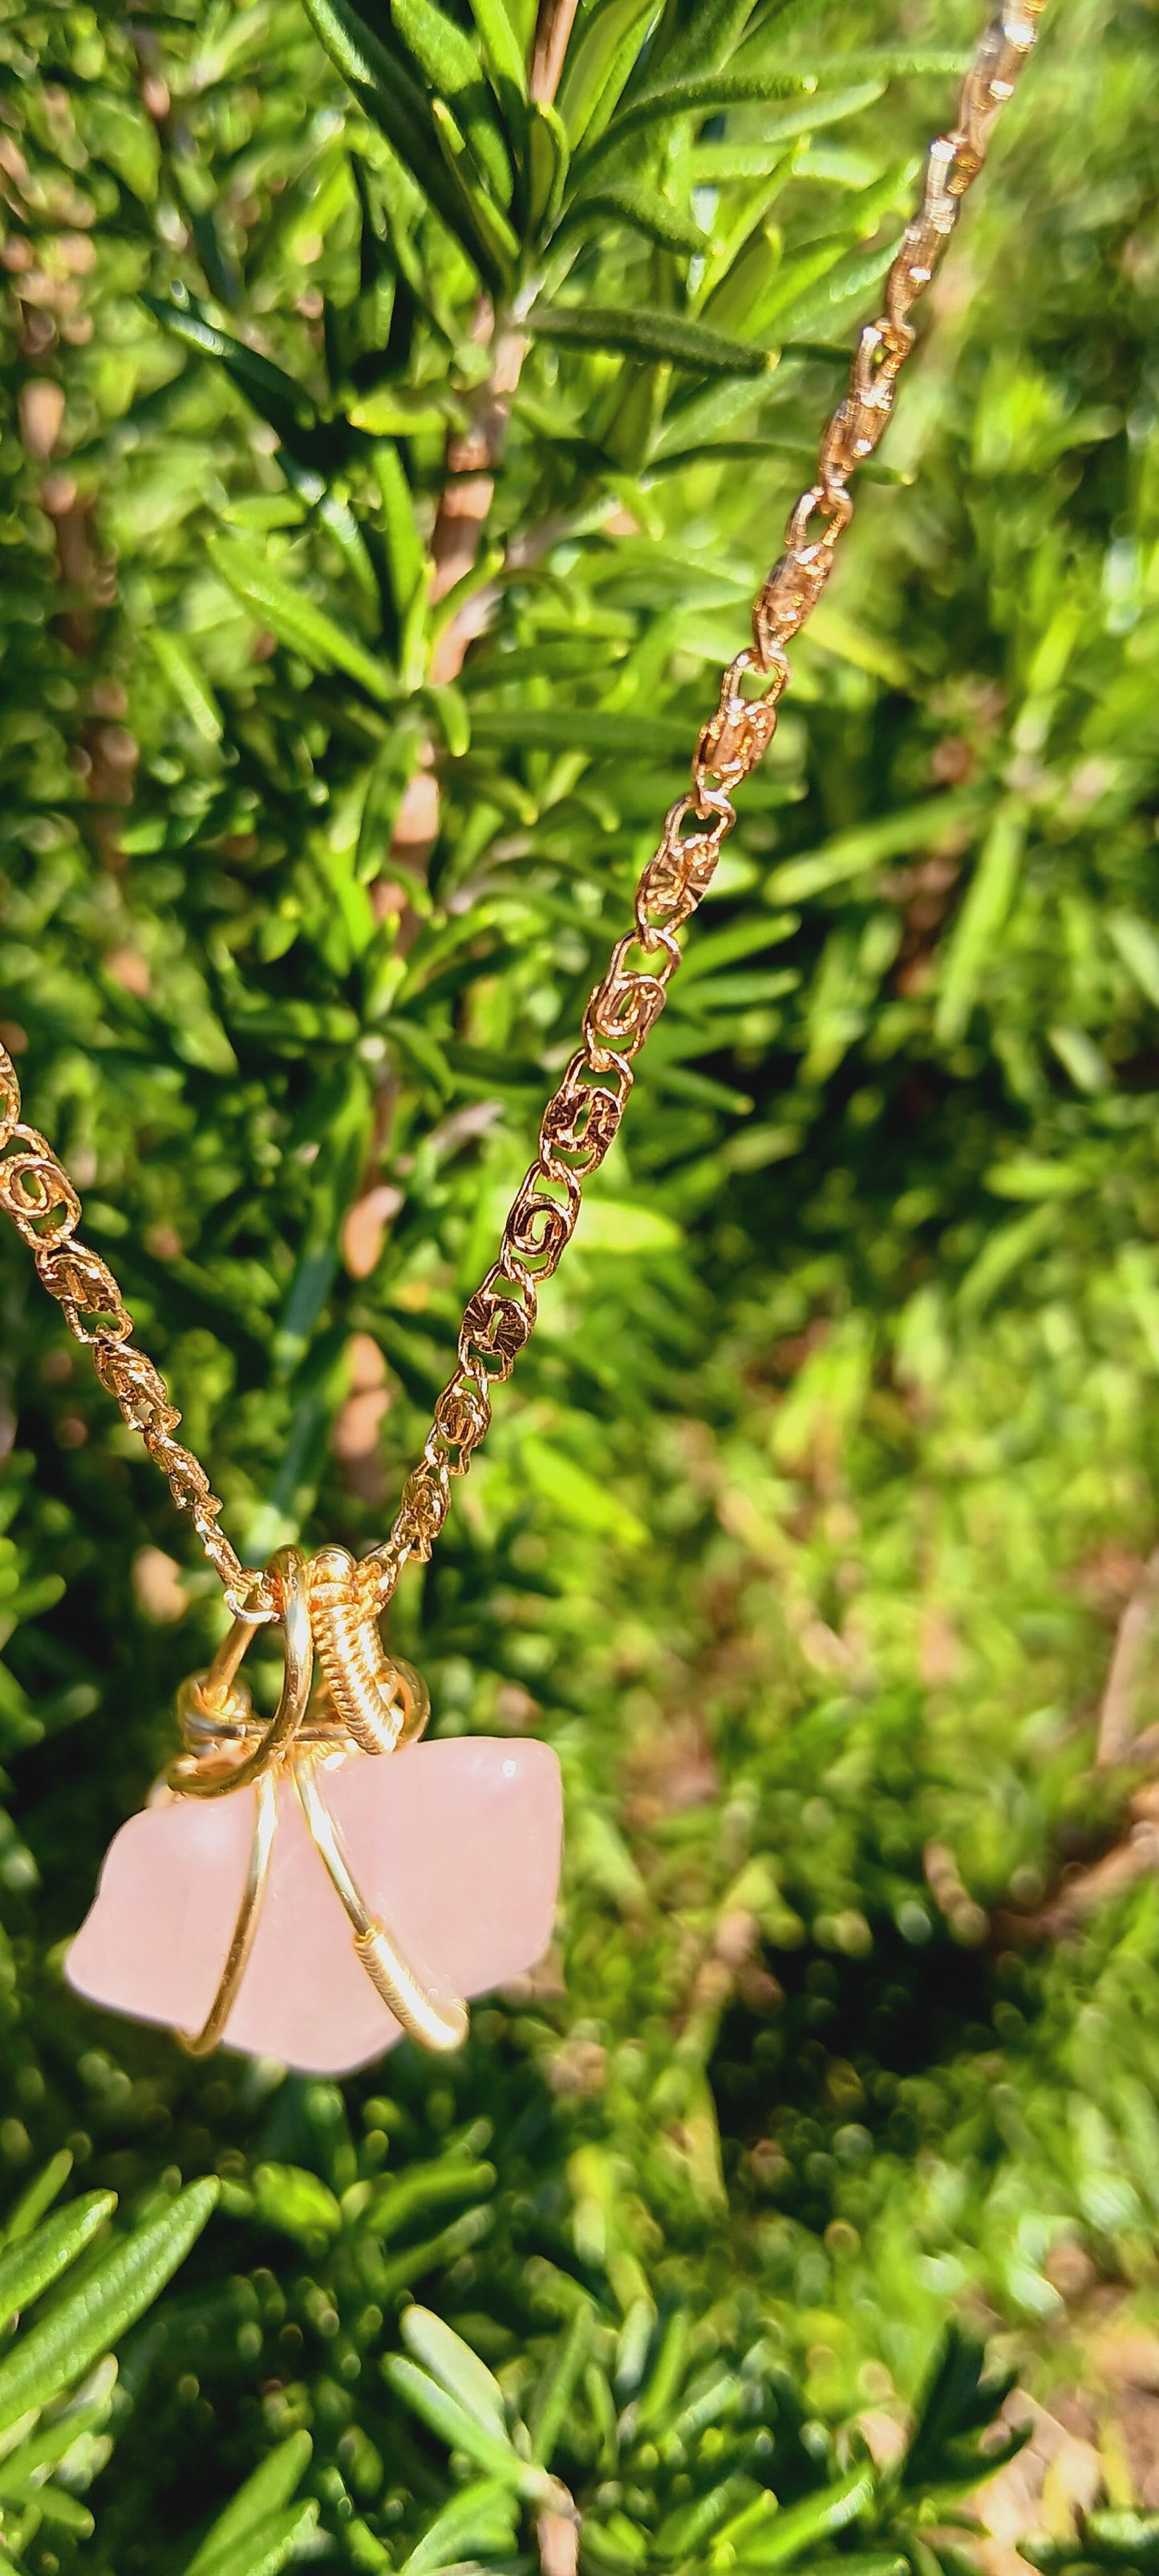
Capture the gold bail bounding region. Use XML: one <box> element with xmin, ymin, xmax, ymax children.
<box><xmin>171</xmin><ymin>1543</ymin><xmax>464</xmax><ymax>2060</ymax></box>
<box><xmin>306</xmin><ymin>1544</ymin><xmax>430</xmax><ymax>1754</ymax></box>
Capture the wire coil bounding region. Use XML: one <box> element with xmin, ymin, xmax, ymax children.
<box><xmin>307</xmin><ymin>1545</ymin><xmax>428</xmax><ymax>1755</ymax></box>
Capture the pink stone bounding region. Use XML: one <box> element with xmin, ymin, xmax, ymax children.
<box><xmin>65</xmin><ymin>1738</ymin><xmax>562</xmax><ymax>2077</ymax></box>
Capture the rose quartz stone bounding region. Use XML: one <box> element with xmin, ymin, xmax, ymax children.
<box><xmin>66</xmin><ymin>1738</ymin><xmax>562</xmax><ymax>2076</ymax></box>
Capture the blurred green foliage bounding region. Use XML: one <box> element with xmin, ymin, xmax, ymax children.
<box><xmin>2</xmin><ymin>0</ymin><xmax>1159</xmax><ymax>2565</ymax></box>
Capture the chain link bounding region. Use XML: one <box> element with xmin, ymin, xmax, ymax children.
<box><xmin>0</xmin><ymin>0</ymin><xmax>1044</xmax><ymax>1618</ymax></box>
<box><xmin>0</xmin><ymin>1048</ymin><xmax>271</xmax><ymax>1617</ymax></box>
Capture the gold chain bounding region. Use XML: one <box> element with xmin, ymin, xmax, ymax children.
<box><xmin>359</xmin><ymin>0</ymin><xmax>1047</xmax><ymax>1617</ymax></box>
<box><xmin>0</xmin><ymin>0</ymin><xmax>1044</xmax><ymax>1625</ymax></box>
<box><xmin>0</xmin><ymin>1053</ymin><xmax>263</xmax><ymax>1613</ymax></box>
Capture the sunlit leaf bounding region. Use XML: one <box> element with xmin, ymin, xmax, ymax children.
<box><xmin>400</xmin><ymin>2306</ymin><xmax>508</xmax><ymax>2437</ymax></box>
<box><xmin>384</xmin><ymin>2356</ymin><xmax>542</xmax><ymax>2493</ymax></box>
<box><xmin>555</xmin><ymin>0</ymin><xmax>659</xmax><ymax>148</ymax></box>
<box><xmin>526</xmin><ymin>97</ymin><xmax>569</xmax><ymax>236</ymax></box>
<box><xmin>528</xmin><ymin>302</ymin><xmax>769</xmax><ymax>375</ymax></box>
<box><xmin>563</xmin><ymin>179</ymin><xmax>705</xmax><ymax>254</ymax></box>
<box><xmin>391</xmin><ymin>0</ymin><xmax>513</xmax><ymax>205</ymax></box>
<box><xmin>577</xmin><ymin>63</ymin><xmax>815</xmax><ymax>179</ymax></box>
<box><xmin>0</xmin><ymin>2181</ymin><xmax>218</xmax><ymax>2435</ymax></box>
<box><xmin>0</xmin><ymin>2192</ymin><xmax>115</xmax><ymax>2335</ymax></box>
<box><xmin>184</xmin><ymin>2432</ymin><xmax>315</xmax><ymax>2576</ymax></box>
<box><xmin>206</xmin><ymin>536</ymin><xmax>396</xmax><ymax>702</ymax></box>
<box><xmin>465</xmin><ymin>0</ymin><xmax>528</xmax><ymax>107</ymax></box>
<box><xmin>301</xmin><ymin>0</ymin><xmax>510</xmax><ymax>286</ymax></box>
<box><xmin>402</xmin><ymin>2478</ymin><xmax>521</xmax><ymax>2575</ymax></box>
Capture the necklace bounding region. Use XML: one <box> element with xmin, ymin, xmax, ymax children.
<box><xmin>0</xmin><ymin>0</ymin><xmax>1044</xmax><ymax>2078</ymax></box>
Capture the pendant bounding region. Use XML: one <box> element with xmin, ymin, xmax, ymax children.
<box><xmin>66</xmin><ymin>1548</ymin><xmax>562</xmax><ymax>2076</ymax></box>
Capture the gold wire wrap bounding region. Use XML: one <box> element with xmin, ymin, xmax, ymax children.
<box><xmin>307</xmin><ymin>1547</ymin><xmax>429</xmax><ymax>1754</ymax></box>
<box><xmin>168</xmin><ymin>1545</ymin><xmax>313</xmax><ymax>1799</ymax></box>
<box><xmin>180</xmin><ymin>1768</ymin><xmax>279</xmax><ymax>2058</ymax></box>
<box><xmin>168</xmin><ymin>1547</ymin><xmax>459</xmax><ymax>2056</ymax></box>
<box><xmin>295</xmin><ymin>1763</ymin><xmax>468</xmax><ymax>2053</ymax></box>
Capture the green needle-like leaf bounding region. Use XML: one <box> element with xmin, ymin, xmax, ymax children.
<box><xmin>468</xmin><ymin>704</ymin><xmax>690</xmax><ymax>754</ymax></box>
<box><xmin>149</xmin><ymin>631</ymin><xmax>224</xmax><ymax>743</ymax></box>
<box><xmin>374</xmin><ymin>440</ymin><xmax>426</xmax><ymax>616</ymax></box>
<box><xmin>563</xmin><ymin>180</ymin><xmax>705</xmax><ymax>254</ymax></box>
<box><xmin>529</xmin><ymin>2301</ymin><xmax>593</xmax><ymax>2465</ymax></box>
<box><xmin>465</xmin><ymin>0</ymin><xmax>528</xmax><ymax>103</ymax></box>
<box><xmin>144</xmin><ymin>298</ymin><xmax>324</xmax><ymax>454</ymax></box>
<box><xmin>391</xmin><ymin>0</ymin><xmax>513</xmax><ymax>205</ymax></box>
<box><xmin>185</xmin><ymin>2504</ymin><xmax>320</xmax><ymax>2576</ymax></box>
<box><xmin>385</xmin><ymin>2357</ymin><xmax>546</xmax><ymax>2496</ymax></box>
<box><xmin>526</xmin><ymin>97</ymin><xmax>569</xmax><ymax>236</ymax></box>
<box><xmin>302</xmin><ymin>0</ymin><xmax>509</xmax><ymax>286</ymax></box>
<box><xmin>0</xmin><ymin>2180</ymin><xmax>219</xmax><ymax>2436</ymax></box>
<box><xmin>715</xmin><ymin>2468</ymin><xmax>875</xmax><ymax>2569</ymax></box>
<box><xmin>934</xmin><ymin>805</ymin><xmax>1026</xmax><ymax>1047</ymax></box>
<box><xmin>0</xmin><ymin>2191</ymin><xmax>115</xmax><ymax>2333</ymax></box>
<box><xmin>652</xmin><ymin>0</ymin><xmax>761</xmax><ymax>78</ymax></box>
<box><xmin>1</xmin><ymin>2154</ymin><xmax>75</xmax><ymax>2248</ymax></box>
<box><xmin>576</xmin><ymin>64</ymin><xmax>813</xmax><ymax>180</ymax></box>
<box><xmin>206</xmin><ymin>536</ymin><xmax>396</xmax><ymax>702</ymax></box>
<box><xmin>429</xmin><ymin>95</ymin><xmax>520</xmax><ymax>282</ymax></box>
<box><xmin>527</xmin><ymin>302</ymin><xmax>769</xmax><ymax>375</ymax></box>
<box><xmin>184</xmin><ymin>2432</ymin><xmax>314</xmax><ymax>2576</ymax></box>
<box><xmin>0</xmin><ymin>2387</ymin><xmax>115</xmax><ymax>2504</ymax></box>
<box><xmin>400</xmin><ymin>2305</ymin><xmax>508</xmax><ymax>2438</ymax></box>
<box><xmin>402</xmin><ymin>2477</ymin><xmax>521</xmax><ymax>2575</ymax></box>
<box><xmin>555</xmin><ymin>0</ymin><xmax>659</xmax><ymax>147</ymax></box>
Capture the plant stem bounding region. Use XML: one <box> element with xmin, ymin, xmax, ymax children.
<box><xmin>391</xmin><ymin>301</ymin><xmax>529</xmax><ymax>866</ymax></box>
<box><xmin>1096</xmin><ymin>1544</ymin><xmax>1159</xmax><ymax>1767</ymax></box>
<box><xmin>530</xmin><ymin>0</ymin><xmax>580</xmax><ymax>103</ymax></box>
